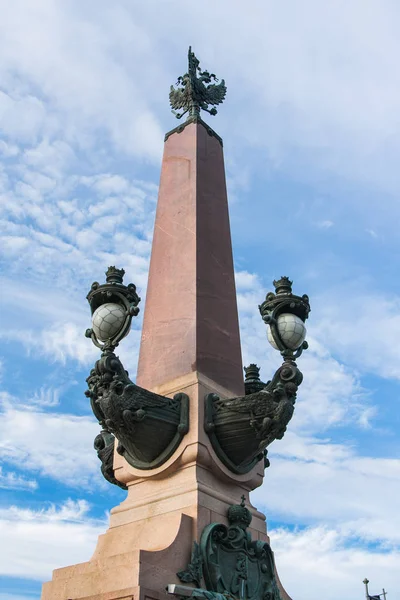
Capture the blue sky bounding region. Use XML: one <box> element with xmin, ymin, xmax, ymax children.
<box><xmin>0</xmin><ymin>1</ymin><xmax>399</xmax><ymax>599</ymax></box>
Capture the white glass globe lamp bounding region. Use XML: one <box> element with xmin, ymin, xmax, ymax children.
<box><xmin>267</xmin><ymin>313</ymin><xmax>307</xmax><ymax>351</ymax></box>
<box><xmin>92</xmin><ymin>303</ymin><xmax>127</xmax><ymax>342</ymax></box>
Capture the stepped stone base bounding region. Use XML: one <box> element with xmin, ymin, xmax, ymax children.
<box><xmin>41</xmin><ymin>514</ymin><xmax>192</xmax><ymax>600</ymax></box>
<box><xmin>41</xmin><ymin>508</ymin><xmax>290</xmax><ymax>600</ymax></box>
<box><xmin>41</xmin><ymin>375</ymin><xmax>292</xmax><ymax>600</ymax></box>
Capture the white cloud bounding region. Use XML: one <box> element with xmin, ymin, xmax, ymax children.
<box><xmin>0</xmin><ymin>467</ymin><xmax>37</xmax><ymax>491</ymax></box>
<box><xmin>0</xmin><ymin>500</ymin><xmax>105</xmax><ymax>581</ymax></box>
<box><xmin>0</xmin><ymin>498</ymin><xmax>91</xmax><ymax>523</ymax></box>
<box><xmin>235</xmin><ymin>270</ymin><xmax>261</xmax><ymax>292</ymax></box>
<box><xmin>294</xmin><ymin>339</ymin><xmax>366</xmax><ymax>432</ymax></box>
<box><xmin>312</xmin><ymin>288</ymin><xmax>400</xmax><ymax>379</ymax></box>
<box><xmin>0</xmin><ymin>1</ymin><xmax>165</xmax><ymax>161</ymax></box>
<box><xmin>28</xmin><ymin>387</ymin><xmax>61</xmax><ymax>408</ymax></box>
<box><xmin>1</xmin><ymin>0</ymin><xmax>399</xmax><ymax>198</ymax></box>
<box><xmin>0</xmin><ymin>393</ymin><xmax>100</xmax><ymax>486</ymax></box>
<box><xmin>0</xmin><ymin>91</ymin><xmax>46</xmax><ymax>144</ymax></box>
<box><xmin>316</xmin><ymin>220</ymin><xmax>334</xmax><ymax>229</ymax></box>
<box><xmin>0</xmin><ymin>149</ymin><xmax>155</xmax><ymax>367</ymax></box>
<box><xmin>0</xmin><ymin>140</ymin><xmax>19</xmax><ymax>157</ymax></box>
<box><xmin>271</xmin><ymin>525</ymin><xmax>399</xmax><ymax>600</ymax></box>
<box><xmin>253</xmin><ymin>432</ymin><xmax>400</xmax><ymax>545</ymax></box>
<box><xmin>23</xmin><ymin>139</ymin><xmax>75</xmax><ymax>178</ymax></box>
<box><xmin>0</xmin><ymin>157</ymin><xmax>155</xmax><ymax>290</ymax></box>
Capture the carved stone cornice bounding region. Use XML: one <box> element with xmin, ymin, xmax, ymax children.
<box><xmin>164</xmin><ymin>115</ymin><xmax>223</xmax><ymax>146</ymax></box>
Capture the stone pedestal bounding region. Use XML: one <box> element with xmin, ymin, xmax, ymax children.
<box><xmin>41</xmin><ymin>371</ymin><xmax>273</xmax><ymax>600</ymax></box>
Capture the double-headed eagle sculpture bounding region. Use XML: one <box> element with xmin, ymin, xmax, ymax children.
<box><xmin>169</xmin><ymin>47</ymin><xmax>227</xmax><ymax>120</ymax></box>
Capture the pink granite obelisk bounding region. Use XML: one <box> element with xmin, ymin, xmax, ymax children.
<box><xmin>41</xmin><ymin>51</ymin><xmax>292</xmax><ymax>600</ymax></box>
<box><xmin>137</xmin><ymin>120</ymin><xmax>244</xmax><ymax>397</ymax></box>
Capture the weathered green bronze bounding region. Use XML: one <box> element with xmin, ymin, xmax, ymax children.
<box><xmin>204</xmin><ymin>278</ymin><xmax>310</xmax><ymax>473</ymax></box>
<box><xmin>244</xmin><ymin>364</ymin><xmax>266</xmax><ymax>396</ymax></box>
<box><xmin>169</xmin><ymin>47</ymin><xmax>226</xmax><ymax>121</ymax></box>
<box><xmin>176</xmin><ymin>498</ymin><xmax>281</xmax><ymax>600</ymax></box>
<box><xmin>85</xmin><ymin>266</ymin><xmax>140</xmax><ymax>352</ymax></box>
<box><xmin>168</xmin><ymin>585</ymin><xmax>236</xmax><ymax>600</ymax></box>
<box><xmin>94</xmin><ymin>430</ymin><xmax>127</xmax><ymax>490</ymax></box>
<box><xmin>205</xmin><ymin>360</ymin><xmax>301</xmax><ymax>473</ymax></box>
<box><xmin>177</xmin><ymin>542</ymin><xmax>203</xmax><ymax>588</ymax></box>
<box><xmin>86</xmin><ymin>348</ymin><xmax>189</xmax><ymax>471</ymax></box>
<box><xmin>85</xmin><ymin>268</ymin><xmax>189</xmax><ymax>483</ymax></box>
<box><xmin>259</xmin><ymin>276</ymin><xmax>310</xmax><ymax>360</ymax></box>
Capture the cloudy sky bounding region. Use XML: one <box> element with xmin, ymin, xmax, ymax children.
<box><xmin>1</xmin><ymin>1</ymin><xmax>400</xmax><ymax>599</ymax></box>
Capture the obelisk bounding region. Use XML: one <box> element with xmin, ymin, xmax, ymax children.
<box><xmin>41</xmin><ymin>48</ymin><xmax>300</xmax><ymax>600</ymax></box>
<box><xmin>136</xmin><ymin>112</ymin><xmax>244</xmax><ymax>397</ymax></box>
<box><xmin>107</xmin><ymin>45</ymin><xmax>268</xmax><ymax>574</ymax></box>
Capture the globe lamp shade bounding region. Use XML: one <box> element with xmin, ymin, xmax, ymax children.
<box><xmin>92</xmin><ymin>303</ymin><xmax>127</xmax><ymax>342</ymax></box>
<box><xmin>267</xmin><ymin>313</ymin><xmax>307</xmax><ymax>351</ymax></box>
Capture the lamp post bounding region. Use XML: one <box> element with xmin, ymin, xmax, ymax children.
<box><xmin>204</xmin><ymin>276</ymin><xmax>310</xmax><ymax>473</ymax></box>
<box><xmin>364</xmin><ymin>579</ymin><xmax>370</xmax><ymax>600</ymax></box>
<box><xmin>84</xmin><ymin>266</ymin><xmax>189</xmax><ymax>484</ymax></box>
<box><xmin>85</xmin><ymin>269</ymin><xmax>311</xmax><ymax>484</ymax></box>
<box><xmin>363</xmin><ymin>578</ymin><xmax>388</xmax><ymax>600</ymax></box>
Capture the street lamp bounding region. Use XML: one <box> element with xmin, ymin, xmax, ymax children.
<box><xmin>260</xmin><ymin>276</ymin><xmax>310</xmax><ymax>359</ymax></box>
<box><xmin>84</xmin><ymin>267</ymin><xmax>189</xmax><ymax>485</ymax></box>
<box><xmin>363</xmin><ymin>578</ymin><xmax>388</xmax><ymax>600</ymax></box>
<box><xmin>85</xmin><ymin>269</ymin><xmax>311</xmax><ymax>484</ymax></box>
<box><xmin>204</xmin><ymin>276</ymin><xmax>310</xmax><ymax>474</ymax></box>
<box><xmin>85</xmin><ymin>266</ymin><xmax>140</xmax><ymax>351</ymax></box>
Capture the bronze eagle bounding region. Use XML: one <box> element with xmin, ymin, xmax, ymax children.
<box><xmin>169</xmin><ymin>47</ymin><xmax>226</xmax><ymax>120</ymax></box>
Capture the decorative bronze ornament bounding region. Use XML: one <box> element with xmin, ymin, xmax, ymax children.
<box><xmin>169</xmin><ymin>47</ymin><xmax>227</xmax><ymax>121</ymax></box>
<box><xmin>93</xmin><ymin>430</ymin><xmax>127</xmax><ymax>490</ymax></box>
<box><xmin>244</xmin><ymin>364</ymin><xmax>266</xmax><ymax>396</ymax></box>
<box><xmin>259</xmin><ymin>276</ymin><xmax>310</xmax><ymax>360</ymax></box>
<box><xmin>205</xmin><ymin>277</ymin><xmax>310</xmax><ymax>473</ymax></box>
<box><xmin>85</xmin><ymin>266</ymin><xmax>140</xmax><ymax>351</ymax></box>
<box><xmin>85</xmin><ymin>268</ymin><xmax>189</xmax><ymax>483</ymax></box>
<box><xmin>205</xmin><ymin>361</ymin><xmax>301</xmax><ymax>474</ymax></box>
<box><xmin>174</xmin><ymin>497</ymin><xmax>281</xmax><ymax>600</ymax></box>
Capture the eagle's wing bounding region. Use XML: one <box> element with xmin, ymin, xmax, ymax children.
<box><xmin>224</xmin><ymin>391</ymin><xmax>277</xmax><ymax>415</ymax></box>
<box><xmin>169</xmin><ymin>86</ymin><xmax>187</xmax><ymax>110</ymax></box>
<box><xmin>123</xmin><ymin>384</ymin><xmax>167</xmax><ymax>409</ymax></box>
<box><xmin>206</xmin><ymin>79</ymin><xmax>227</xmax><ymax>106</ymax></box>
